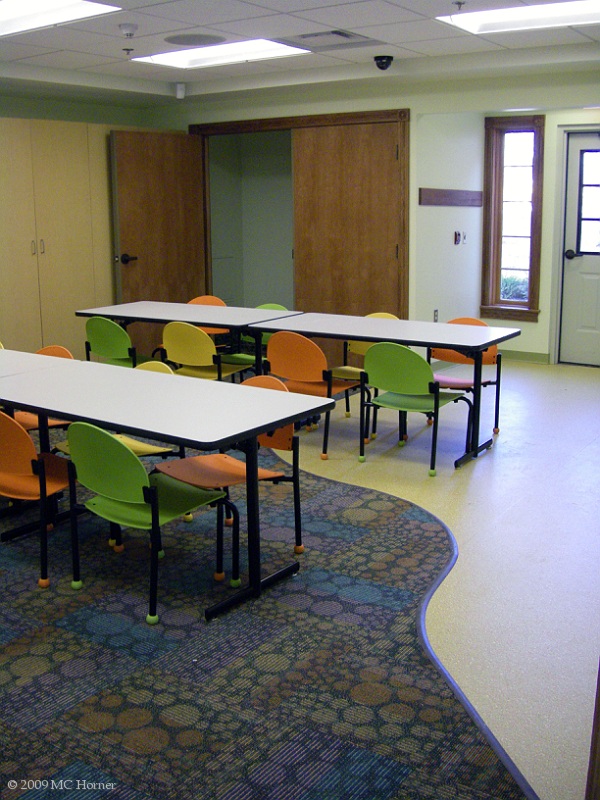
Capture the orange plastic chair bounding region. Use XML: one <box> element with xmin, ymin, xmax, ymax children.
<box><xmin>188</xmin><ymin>294</ymin><xmax>230</xmax><ymax>337</ymax></box>
<box><xmin>266</xmin><ymin>330</ymin><xmax>360</xmax><ymax>460</ymax></box>
<box><xmin>14</xmin><ymin>345</ymin><xmax>74</xmax><ymax>433</ymax></box>
<box><xmin>154</xmin><ymin>376</ymin><xmax>303</xmax><ymax>585</ymax></box>
<box><xmin>0</xmin><ymin>410</ymin><xmax>70</xmax><ymax>587</ymax></box>
<box><xmin>429</xmin><ymin>317</ymin><xmax>502</xmax><ymax>434</ymax></box>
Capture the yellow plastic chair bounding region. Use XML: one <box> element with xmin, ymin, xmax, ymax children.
<box><xmin>429</xmin><ymin>317</ymin><xmax>502</xmax><ymax>434</ymax></box>
<box><xmin>0</xmin><ymin>410</ymin><xmax>70</xmax><ymax>587</ymax></box>
<box><xmin>331</xmin><ymin>312</ymin><xmax>400</xmax><ymax>415</ymax></box>
<box><xmin>67</xmin><ymin>421</ymin><xmax>238</xmax><ymax>625</ymax></box>
<box><xmin>154</xmin><ymin>376</ymin><xmax>304</xmax><ymax>583</ymax></box>
<box><xmin>14</xmin><ymin>345</ymin><xmax>74</xmax><ymax>433</ymax></box>
<box><xmin>359</xmin><ymin>342</ymin><xmax>472</xmax><ymax>476</ymax></box>
<box><xmin>161</xmin><ymin>321</ymin><xmax>247</xmax><ymax>381</ymax></box>
<box><xmin>266</xmin><ymin>330</ymin><xmax>360</xmax><ymax>460</ymax></box>
<box><xmin>85</xmin><ymin>316</ymin><xmax>143</xmax><ymax>367</ymax></box>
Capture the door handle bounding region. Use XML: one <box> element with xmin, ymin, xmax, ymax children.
<box><xmin>564</xmin><ymin>249</ymin><xmax>581</xmax><ymax>260</ymax></box>
<box><xmin>120</xmin><ymin>253</ymin><xmax>138</xmax><ymax>265</ymax></box>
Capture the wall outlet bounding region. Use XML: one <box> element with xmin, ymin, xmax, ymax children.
<box><xmin>434</xmin><ymin>309</ymin><xmax>438</xmax><ymax>322</ymax></box>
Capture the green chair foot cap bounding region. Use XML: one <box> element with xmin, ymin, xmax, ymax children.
<box><xmin>358</xmin><ymin>455</ymin><xmax>366</xmax><ymax>463</ymax></box>
<box><xmin>428</xmin><ymin>468</ymin><xmax>437</xmax><ymax>477</ymax></box>
<box><xmin>183</xmin><ymin>512</ymin><xmax>193</xmax><ymax>522</ymax></box>
<box><xmin>146</xmin><ymin>614</ymin><xmax>159</xmax><ymax>625</ymax></box>
<box><xmin>398</xmin><ymin>441</ymin><xmax>406</xmax><ymax>448</ymax></box>
<box><xmin>158</xmin><ymin>549</ymin><xmax>165</xmax><ymax>560</ymax></box>
<box><xmin>345</xmin><ymin>411</ymin><xmax>351</xmax><ymax>418</ymax></box>
<box><xmin>108</xmin><ymin>538</ymin><xmax>116</xmax><ymax>547</ymax></box>
<box><xmin>71</xmin><ymin>579</ymin><xmax>83</xmax><ymax>590</ymax></box>
<box><xmin>229</xmin><ymin>578</ymin><xmax>242</xmax><ymax>588</ymax></box>
<box><xmin>38</xmin><ymin>577</ymin><xmax>50</xmax><ymax>589</ymax></box>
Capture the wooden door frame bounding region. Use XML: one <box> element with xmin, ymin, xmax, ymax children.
<box><xmin>190</xmin><ymin>109</ymin><xmax>409</xmax><ymax>318</ymax></box>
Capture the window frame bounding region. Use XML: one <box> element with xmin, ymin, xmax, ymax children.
<box><xmin>481</xmin><ymin>115</ymin><xmax>544</xmax><ymax>322</ymax></box>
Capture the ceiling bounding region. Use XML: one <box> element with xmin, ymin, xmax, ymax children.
<box><xmin>0</xmin><ymin>0</ymin><xmax>599</xmax><ymax>108</ymax></box>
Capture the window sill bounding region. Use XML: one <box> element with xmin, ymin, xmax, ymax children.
<box><xmin>480</xmin><ymin>305</ymin><xmax>540</xmax><ymax>323</ymax></box>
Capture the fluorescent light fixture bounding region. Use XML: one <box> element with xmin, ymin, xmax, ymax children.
<box><xmin>0</xmin><ymin>0</ymin><xmax>121</xmax><ymax>36</ymax></box>
<box><xmin>437</xmin><ymin>0</ymin><xmax>600</xmax><ymax>34</ymax></box>
<box><xmin>133</xmin><ymin>39</ymin><xmax>310</xmax><ymax>70</ymax></box>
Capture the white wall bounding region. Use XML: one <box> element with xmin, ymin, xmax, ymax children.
<box><xmin>412</xmin><ymin>113</ymin><xmax>484</xmax><ymax>325</ymax></box>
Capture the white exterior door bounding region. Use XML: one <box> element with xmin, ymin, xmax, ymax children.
<box><xmin>559</xmin><ymin>132</ymin><xmax>600</xmax><ymax>366</ymax></box>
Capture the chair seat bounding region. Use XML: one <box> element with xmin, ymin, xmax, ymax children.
<box><xmin>330</xmin><ymin>365</ymin><xmax>362</xmax><ymax>380</ymax></box>
<box><xmin>173</xmin><ymin>364</ymin><xmax>241</xmax><ymax>380</ymax></box>
<box><xmin>373</xmin><ymin>389</ymin><xmax>465</xmax><ymax>414</ymax></box>
<box><xmin>84</xmin><ymin>472</ymin><xmax>224</xmax><ymax>530</ymax></box>
<box><xmin>433</xmin><ymin>373</ymin><xmax>474</xmax><ymax>390</ymax></box>
<box><xmin>156</xmin><ymin>452</ymin><xmax>284</xmax><ymax>489</ymax></box>
<box><xmin>0</xmin><ymin>453</ymin><xmax>68</xmax><ymax>501</ymax></box>
<box><xmin>15</xmin><ymin>410</ymin><xmax>70</xmax><ymax>431</ymax></box>
<box><xmin>284</xmin><ymin>377</ymin><xmax>360</xmax><ymax>398</ymax></box>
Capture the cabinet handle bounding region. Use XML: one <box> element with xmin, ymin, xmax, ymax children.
<box><xmin>31</xmin><ymin>240</ymin><xmax>37</xmax><ymax>255</ymax></box>
<box><xmin>40</xmin><ymin>239</ymin><xmax>45</xmax><ymax>254</ymax></box>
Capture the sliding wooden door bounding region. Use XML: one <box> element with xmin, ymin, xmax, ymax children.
<box><xmin>110</xmin><ymin>130</ymin><xmax>207</xmax><ymax>353</ymax></box>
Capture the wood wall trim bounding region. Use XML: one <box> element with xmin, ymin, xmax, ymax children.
<box><xmin>190</xmin><ymin>109</ymin><xmax>409</xmax><ymax>136</ymax></box>
<box><xmin>419</xmin><ymin>187</ymin><xmax>482</xmax><ymax>207</ymax></box>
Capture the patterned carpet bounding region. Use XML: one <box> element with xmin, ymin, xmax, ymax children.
<box><xmin>0</xmin><ymin>448</ymin><xmax>537</xmax><ymax>800</ymax></box>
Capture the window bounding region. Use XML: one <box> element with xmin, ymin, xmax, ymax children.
<box><xmin>578</xmin><ymin>149</ymin><xmax>600</xmax><ymax>254</ymax></box>
<box><xmin>481</xmin><ymin>115</ymin><xmax>544</xmax><ymax>321</ymax></box>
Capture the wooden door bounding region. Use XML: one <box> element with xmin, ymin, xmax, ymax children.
<box><xmin>110</xmin><ymin>130</ymin><xmax>207</xmax><ymax>354</ymax></box>
<box><xmin>293</xmin><ymin>120</ymin><xmax>407</xmax><ymax>362</ymax></box>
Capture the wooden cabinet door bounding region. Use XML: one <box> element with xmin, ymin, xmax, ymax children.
<box><xmin>31</xmin><ymin>120</ymin><xmax>95</xmax><ymax>358</ymax></box>
<box><xmin>0</xmin><ymin>118</ymin><xmax>43</xmax><ymax>352</ymax></box>
<box><xmin>110</xmin><ymin>130</ymin><xmax>207</xmax><ymax>354</ymax></box>
<box><xmin>293</xmin><ymin>120</ymin><xmax>407</xmax><ymax>362</ymax></box>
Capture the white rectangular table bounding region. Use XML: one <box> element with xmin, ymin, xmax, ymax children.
<box><xmin>249</xmin><ymin>312</ymin><xmax>521</xmax><ymax>467</ymax></box>
<box><xmin>0</xmin><ymin>350</ymin><xmax>334</xmax><ymax>619</ymax></box>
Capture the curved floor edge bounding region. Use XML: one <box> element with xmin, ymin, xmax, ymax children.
<box><xmin>417</xmin><ymin>517</ymin><xmax>541</xmax><ymax>800</ymax></box>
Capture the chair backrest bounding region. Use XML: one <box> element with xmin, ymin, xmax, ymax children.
<box><xmin>36</xmin><ymin>345</ymin><xmax>74</xmax><ymax>359</ymax></box>
<box><xmin>0</xmin><ymin>411</ymin><xmax>37</xmax><ymax>476</ymax></box>
<box><xmin>134</xmin><ymin>360</ymin><xmax>174</xmax><ymax>374</ymax></box>
<box><xmin>86</xmin><ymin>316</ymin><xmax>133</xmax><ymax>360</ymax></box>
<box><xmin>256</xmin><ymin>303</ymin><xmax>288</xmax><ymax>311</ymax></box>
<box><xmin>188</xmin><ymin>295</ymin><xmax>226</xmax><ymax>307</ymax></box>
<box><xmin>67</xmin><ymin>421</ymin><xmax>149</xmax><ymax>503</ymax></box>
<box><xmin>266</xmin><ymin>331</ymin><xmax>328</xmax><ymax>383</ymax></box>
<box><xmin>162</xmin><ymin>321</ymin><xmax>217</xmax><ymax>366</ymax></box>
<box><xmin>431</xmin><ymin>317</ymin><xmax>498</xmax><ymax>365</ymax></box>
<box><xmin>364</xmin><ymin>342</ymin><xmax>434</xmax><ymax>395</ymax></box>
<box><xmin>241</xmin><ymin>375</ymin><xmax>293</xmax><ymax>450</ymax></box>
<box><xmin>347</xmin><ymin>312</ymin><xmax>400</xmax><ymax>357</ymax></box>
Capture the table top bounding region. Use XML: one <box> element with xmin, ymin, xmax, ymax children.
<box><xmin>76</xmin><ymin>301</ymin><xmax>302</xmax><ymax>329</ymax></box>
<box><xmin>249</xmin><ymin>312</ymin><xmax>521</xmax><ymax>352</ymax></box>
<box><xmin>0</xmin><ymin>350</ymin><xmax>334</xmax><ymax>450</ymax></box>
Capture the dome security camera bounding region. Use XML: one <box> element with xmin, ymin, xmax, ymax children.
<box><xmin>374</xmin><ymin>55</ymin><xmax>393</xmax><ymax>71</ymax></box>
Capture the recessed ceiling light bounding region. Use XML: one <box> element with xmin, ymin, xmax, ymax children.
<box><xmin>0</xmin><ymin>0</ymin><xmax>121</xmax><ymax>37</ymax></box>
<box><xmin>133</xmin><ymin>39</ymin><xmax>310</xmax><ymax>70</ymax></box>
<box><xmin>437</xmin><ymin>0</ymin><xmax>600</xmax><ymax>34</ymax></box>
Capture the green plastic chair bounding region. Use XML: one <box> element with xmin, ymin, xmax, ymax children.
<box><xmin>67</xmin><ymin>421</ymin><xmax>238</xmax><ymax>624</ymax></box>
<box><xmin>85</xmin><ymin>316</ymin><xmax>141</xmax><ymax>367</ymax></box>
<box><xmin>359</xmin><ymin>342</ymin><xmax>472</xmax><ymax>476</ymax></box>
<box><xmin>223</xmin><ymin>303</ymin><xmax>290</xmax><ymax>371</ymax></box>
